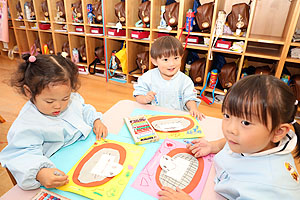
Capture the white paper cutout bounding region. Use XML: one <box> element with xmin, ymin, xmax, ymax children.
<box><xmin>159</xmin><ymin>155</ymin><xmax>190</xmax><ymax>181</ymax></box>
<box><xmin>151</xmin><ymin>118</ymin><xmax>191</xmax><ymax>132</ymax></box>
<box><xmin>91</xmin><ymin>154</ymin><xmax>123</xmax><ymax>177</ymax></box>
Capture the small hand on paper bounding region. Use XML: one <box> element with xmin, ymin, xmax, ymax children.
<box><xmin>93</xmin><ymin>119</ymin><xmax>108</xmax><ymax>140</ymax></box>
<box><xmin>145</xmin><ymin>91</ymin><xmax>156</xmax><ymax>104</ymax></box>
<box><xmin>187</xmin><ymin>138</ymin><xmax>213</xmax><ymax>158</ymax></box>
<box><xmin>186</xmin><ymin>101</ymin><xmax>205</xmax><ymax>120</ymax></box>
<box><xmin>36</xmin><ymin>168</ymin><xmax>69</xmax><ymax>188</ymax></box>
<box><xmin>158</xmin><ymin>186</ymin><xmax>193</xmax><ymax>200</ymax></box>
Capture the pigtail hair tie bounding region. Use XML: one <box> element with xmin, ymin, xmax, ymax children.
<box><xmin>295</xmin><ymin>100</ymin><xmax>298</xmax><ymax>106</ymax></box>
<box><xmin>28</xmin><ymin>55</ymin><xmax>36</xmax><ymax>62</ymax></box>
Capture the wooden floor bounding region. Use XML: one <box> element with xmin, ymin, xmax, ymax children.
<box><xmin>0</xmin><ymin>56</ymin><xmax>223</xmax><ymax>196</ymax></box>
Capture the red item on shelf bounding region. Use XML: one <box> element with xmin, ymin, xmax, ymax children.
<box><xmin>75</xmin><ymin>26</ymin><xmax>84</xmax><ymax>32</ymax></box>
<box><xmin>215</xmin><ymin>39</ymin><xmax>232</xmax><ymax>49</ymax></box>
<box><xmin>186</xmin><ymin>36</ymin><xmax>199</xmax><ymax>44</ymax></box>
<box><xmin>157</xmin><ymin>32</ymin><xmax>171</xmax><ymax>38</ymax></box>
<box><xmin>90</xmin><ymin>27</ymin><xmax>103</xmax><ymax>34</ymax></box>
<box><xmin>131</xmin><ymin>31</ymin><xmax>150</xmax><ymax>39</ymax></box>
<box><xmin>107</xmin><ymin>28</ymin><xmax>126</xmax><ymax>36</ymax></box>
<box><xmin>39</xmin><ymin>23</ymin><xmax>51</xmax><ymax>30</ymax></box>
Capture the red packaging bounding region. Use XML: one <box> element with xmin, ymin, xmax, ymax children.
<box><xmin>157</xmin><ymin>32</ymin><xmax>171</xmax><ymax>38</ymax></box>
<box><xmin>39</xmin><ymin>23</ymin><xmax>51</xmax><ymax>30</ymax></box>
<box><xmin>131</xmin><ymin>31</ymin><xmax>150</xmax><ymax>39</ymax></box>
<box><xmin>215</xmin><ymin>39</ymin><xmax>232</xmax><ymax>49</ymax></box>
<box><xmin>75</xmin><ymin>26</ymin><xmax>84</xmax><ymax>32</ymax></box>
<box><xmin>186</xmin><ymin>36</ymin><xmax>199</xmax><ymax>44</ymax></box>
<box><xmin>90</xmin><ymin>27</ymin><xmax>103</xmax><ymax>34</ymax></box>
<box><xmin>107</xmin><ymin>28</ymin><xmax>126</xmax><ymax>36</ymax></box>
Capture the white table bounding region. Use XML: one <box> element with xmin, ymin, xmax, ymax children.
<box><xmin>0</xmin><ymin>100</ymin><xmax>224</xmax><ymax>200</ymax></box>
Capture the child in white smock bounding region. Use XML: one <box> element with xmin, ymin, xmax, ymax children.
<box><xmin>0</xmin><ymin>54</ymin><xmax>108</xmax><ymax>190</ymax></box>
<box><xmin>158</xmin><ymin>75</ymin><xmax>300</xmax><ymax>200</ymax></box>
<box><xmin>133</xmin><ymin>36</ymin><xmax>205</xmax><ymax>120</ymax></box>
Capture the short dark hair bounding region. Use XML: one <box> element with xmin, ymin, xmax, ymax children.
<box><xmin>150</xmin><ymin>36</ymin><xmax>184</xmax><ymax>59</ymax></box>
<box><xmin>11</xmin><ymin>54</ymin><xmax>80</xmax><ymax>100</ymax></box>
<box><xmin>222</xmin><ymin>75</ymin><xmax>300</xmax><ymax>158</ymax></box>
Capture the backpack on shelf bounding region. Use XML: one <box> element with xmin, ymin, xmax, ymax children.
<box><xmin>218</xmin><ymin>62</ymin><xmax>237</xmax><ymax>89</ymax></box>
<box><xmin>195</xmin><ymin>2</ymin><xmax>214</xmax><ymax>32</ymax></box>
<box><xmin>92</xmin><ymin>1</ymin><xmax>102</xmax><ymax>24</ymax></box>
<box><xmin>115</xmin><ymin>1</ymin><xmax>126</xmax><ymax>25</ymax></box>
<box><xmin>136</xmin><ymin>51</ymin><xmax>149</xmax><ymax>74</ymax></box>
<box><xmin>137</xmin><ymin>0</ymin><xmax>151</xmax><ymax>28</ymax></box>
<box><xmin>189</xmin><ymin>58</ymin><xmax>206</xmax><ymax>85</ymax></box>
<box><xmin>62</xmin><ymin>41</ymin><xmax>70</xmax><ymax>57</ymax></box>
<box><xmin>227</xmin><ymin>2</ymin><xmax>251</xmax><ymax>35</ymax></box>
<box><xmin>164</xmin><ymin>1</ymin><xmax>179</xmax><ymax>29</ymax></box>
<box><xmin>89</xmin><ymin>46</ymin><xmax>105</xmax><ymax>75</ymax></box>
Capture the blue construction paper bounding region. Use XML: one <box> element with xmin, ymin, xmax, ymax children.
<box><xmin>47</xmin><ymin>108</ymin><xmax>187</xmax><ymax>200</ymax></box>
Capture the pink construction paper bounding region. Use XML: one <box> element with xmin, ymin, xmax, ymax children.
<box><xmin>132</xmin><ymin>139</ymin><xmax>214</xmax><ymax>199</ymax></box>
<box><xmin>0</xmin><ymin>0</ymin><xmax>9</xmax><ymax>42</ymax></box>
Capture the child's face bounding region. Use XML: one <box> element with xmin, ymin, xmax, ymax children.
<box><xmin>222</xmin><ymin>111</ymin><xmax>276</xmax><ymax>154</ymax></box>
<box><xmin>33</xmin><ymin>81</ymin><xmax>72</xmax><ymax>117</ymax></box>
<box><xmin>151</xmin><ymin>55</ymin><xmax>182</xmax><ymax>80</ymax></box>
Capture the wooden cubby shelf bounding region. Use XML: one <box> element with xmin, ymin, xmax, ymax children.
<box><xmin>4</xmin><ymin>0</ymin><xmax>299</xmax><ymax>95</ymax></box>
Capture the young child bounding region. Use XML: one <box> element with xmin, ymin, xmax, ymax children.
<box><xmin>0</xmin><ymin>54</ymin><xmax>108</xmax><ymax>190</ymax></box>
<box><xmin>158</xmin><ymin>75</ymin><xmax>300</xmax><ymax>199</ymax></box>
<box><xmin>133</xmin><ymin>36</ymin><xmax>204</xmax><ymax>120</ymax></box>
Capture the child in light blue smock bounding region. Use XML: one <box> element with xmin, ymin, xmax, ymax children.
<box><xmin>0</xmin><ymin>54</ymin><xmax>108</xmax><ymax>190</ymax></box>
<box><xmin>133</xmin><ymin>36</ymin><xmax>204</xmax><ymax>120</ymax></box>
<box><xmin>158</xmin><ymin>75</ymin><xmax>300</xmax><ymax>200</ymax></box>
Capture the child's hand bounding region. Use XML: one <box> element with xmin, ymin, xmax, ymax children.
<box><xmin>36</xmin><ymin>168</ymin><xmax>69</xmax><ymax>188</ymax></box>
<box><xmin>158</xmin><ymin>186</ymin><xmax>193</xmax><ymax>200</ymax></box>
<box><xmin>93</xmin><ymin>119</ymin><xmax>108</xmax><ymax>140</ymax></box>
<box><xmin>145</xmin><ymin>91</ymin><xmax>156</xmax><ymax>103</ymax></box>
<box><xmin>187</xmin><ymin>138</ymin><xmax>212</xmax><ymax>158</ymax></box>
<box><xmin>189</xmin><ymin>108</ymin><xmax>205</xmax><ymax>120</ymax></box>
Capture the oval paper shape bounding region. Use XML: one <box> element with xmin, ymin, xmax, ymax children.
<box><xmin>155</xmin><ymin>148</ymin><xmax>204</xmax><ymax>193</ymax></box>
<box><xmin>148</xmin><ymin>116</ymin><xmax>194</xmax><ymax>132</ymax></box>
<box><xmin>73</xmin><ymin>143</ymin><xmax>126</xmax><ymax>187</ymax></box>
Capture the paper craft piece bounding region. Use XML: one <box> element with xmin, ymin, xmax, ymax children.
<box><xmin>57</xmin><ymin>139</ymin><xmax>145</xmax><ymax>199</ymax></box>
<box><xmin>124</xmin><ymin>115</ymin><xmax>159</xmax><ymax>144</ymax></box>
<box><xmin>132</xmin><ymin>139</ymin><xmax>214</xmax><ymax>199</ymax></box>
<box><xmin>146</xmin><ymin>115</ymin><xmax>204</xmax><ymax>139</ymax></box>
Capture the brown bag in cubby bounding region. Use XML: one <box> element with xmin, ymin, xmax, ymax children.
<box><xmin>189</xmin><ymin>58</ymin><xmax>206</xmax><ymax>85</ymax></box>
<box><xmin>290</xmin><ymin>75</ymin><xmax>300</xmax><ymax>101</ymax></box>
<box><xmin>227</xmin><ymin>3</ymin><xmax>250</xmax><ymax>32</ymax></box>
<box><xmin>195</xmin><ymin>2</ymin><xmax>214</xmax><ymax>31</ymax></box>
<box><xmin>78</xmin><ymin>45</ymin><xmax>86</xmax><ymax>62</ymax></box>
<box><xmin>254</xmin><ymin>65</ymin><xmax>273</xmax><ymax>75</ymax></box>
<box><xmin>218</xmin><ymin>62</ymin><xmax>237</xmax><ymax>89</ymax></box>
<box><xmin>62</xmin><ymin>41</ymin><xmax>70</xmax><ymax>57</ymax></box>
<box><xmin>115</xmin><ymin>1</ymin><xmax>126</xmax><ymax>24</ymax></box>
<box><xmin>41</xmin><ymin>0</ymin><xmax>49</xmax><ymax>20</ymax></box>
<box><xmin>47</xmin><ymin>39</ymin><xmax>54</xmax><ymax>54</ymax></box>
<box><xmin>138</xmin><ymin>1</ymin><xmax>151</xmax><ymax>28</ymax></box>
<box><xmin>92</xmin><ymin>1</ymin><xmax>102</xmax><ymax>24</ymax></box>
<box><xmin>164</xmin><ymin>2</ymin><xmax>179</xmax><ymax>28</ymax></box>
<box><xmin>136</xmin><ymin>51</ymin><xmax>149</xmax><ymax>74</ymax></box>
<box><xmin>89</xmin><ymin>46</ymin><xmax>105</xmax><ymax>74</ymax></box>
<box><xmin>16</xmin><ymin>0</ymin><xmax>23</xmax><ymax>19</ymax></box>
<box><xmin>56</xmin><ymin>0</ymin><xmax>66</xmax><ymax>21</ymax></box>
<box><xmin>72</xmin><ymin>0</ymin><xmax>83</xmax><ymax>21</ymax></box>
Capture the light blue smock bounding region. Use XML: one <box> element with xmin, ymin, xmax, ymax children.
<box><xmin>214</xmin><ymin>131</ymin><xmax>300</xmax><ymax>200</ymax></box>
<box><xmin>0</xmin><ymin>93</ymin><xmax>102</xmax><ymax>190</ymax></box>
<box><xmin>133</xmin><ymin>68</ymin><xmax>200</xmax><ymax>111</ymax></box>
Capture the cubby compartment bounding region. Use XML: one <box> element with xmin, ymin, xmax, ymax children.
<box><xmin>127</xmin><ymin>41</ymin><xmax>150</xmax><ymax>77</ymax></box>
<box><xmin>14</xmin><ymin>20</ymin><xmax>26</xmax><ymax>29</ymax></box>
<box><xmin>26</xmin><ymin>21</ymin><xmax>38</xmax><ymax>30</ymax></box>
<box><xmin>66</xmin><ymin>0</ymin><xmax>85</xmax><ymax>24</ymax></box>
<box><xmin>249</xmin><ymin>0</ymin><xmax>295</xmax><ymax>43</ymax></box>
<box><xmin>126</xmin><ymin>0</ymin><xmax>150</xmax><ymax>29</ymax></box>
<box><xmin>69</xmin><ymin>34</ymin><xmax>87</xmax><ymax>64</ymax></box>
<box><xmin>106</xmin><ymin>38</ymin><xmax>127</xmax><ymax>83</ymax></box>
<box><xmin>182</xmin><ymin>34</ymin><xmax>210</xmax><ymax>50</ymax></box>
<box><xmin>33</xmin><ymin>0</ymin><xmax>50</xmax><ymax>21</ymax></box>
<box><xmin>85</xmin><ymin>25</ymin><xmax>104</xmax><ymax>36</ymax></box>
<box><xmin>241</xmin><ymin>57</ymin><xmax>278</xmax><ymax>78</ymax></box>
<box><xmin>53</xmin><ymin>23</ymin><xmax>68</xmax><ymax>33</ymax></box>
<box><xmin>27</xmin><ymin>30</ymin><xmax>40</xmax><ymax>53</ymax></box>
<box><xmin>85</xmin><ymin>0</ymin><xmax>103</xmax><ymax>25</ymax></box>
<box><xmin>184</xmin><ymin>48</ymin><xmax>209</xmax><ymax>88</ymax></box>
<box><xmin>53</xmin><ymin>33</ymin><xmax>69</xmax><ymax>55</ymax></box>
<box><xmin>23</xmin><ymin>0</ymin><xmax>37</xmax><ymax>21</ymax></box>
<box><xmin>9</xmin><ymin>0</ymin><xmax>23</xmax><ymax>19</ymax></box>
<box><xmin>39</xmin><ymin>32</ymin><xmax>54</xmax><ymax>54</ymax></box>
<box><xmin>68</xmin><ymin>24</ymin><xmax>85</xmax><ymax>35</ymax></box>
<box><xmin>283</xmin><ymin>62</ymin><xmax>300</xmax><ymax>80</ymax></box>
<box><xmin>212</xmin><ymin>38</ymin><xmax>245</xmax><ymax>55</ymax></box>
<box><xmin>86</xmin><ymin>36</ymin><xmax>105</xmax><ymax>75</ymax></box>
<box><xmin>15</xmin><ymin>29</ymin><xmax>29</xmax><ymax>53</ymax></box>
<box><xmin>245</xmin><ymin>41</ymin><xmax>283</xmax><ymax>60</ymax></box>
<box><xmin>103</xmin><ymin>0</ymin><xmax>125</xmax><ymax>26</ymax></box>
<box><xmin>38</xmin><ymin>22</ymin><xmax>52</xmax><ymax>32</ymax></box>
<box><xmin>49</xmin><ymin>0</ymin><xmax>66</xmax><ymax>22</ymax></box>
